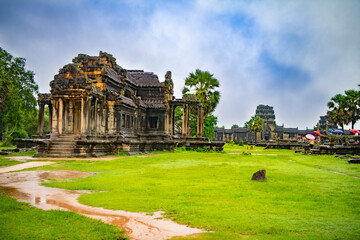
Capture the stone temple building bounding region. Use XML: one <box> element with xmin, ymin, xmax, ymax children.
<box><xmin>213</xmin><ymin>104</ymin><xmax>337</xmax><ymax>144</ymax></box>
<box><xmin>35</xmin><ymin>52</ymin><xmax>223</xmax><ymax>157</ymax></box>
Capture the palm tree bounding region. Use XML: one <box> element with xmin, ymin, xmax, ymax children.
<box><xmin>182</xmin><ymin>69</ymin><xmax>220</xmax><ymax>116</ymax></box>
<box><xmin>245</xmin><ymin>116</ymin><xmax>264</xmax><ymax>144</ymax></box>
<box><xmin>344</xmin><ymin>89</ymin><xmax>360</xmax><ymax>129</ymax></box>
<box><xmin>327</xmin><ymin>94</ymin><xmax>348</xmax><ymax>131</ymax></box>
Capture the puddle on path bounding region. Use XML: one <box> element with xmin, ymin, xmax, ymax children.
<box><xmin>0</xmin><ymin>170</ymin><xmax>205</xmax><ymax>240</ymax></box>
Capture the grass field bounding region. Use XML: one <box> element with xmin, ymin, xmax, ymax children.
<box><xmin>0</xmin><ymin>192</ymin><xmax>126</xmax><ymax>240</ymax></box>
<box><xmin>28</xmin><ymin>145</ymin><xmax>360</xmax><ymax>240</ymax></box>
<box><xmin>0</xmin><ymin>150</ymin><xmax>37</xmax><ymax>167</ymax></box>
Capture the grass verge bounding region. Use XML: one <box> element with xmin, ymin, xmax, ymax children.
<box><xmin>0</xmin><ymin>191</ymin><xmax>126</xmax><ymax>240</ymax></box>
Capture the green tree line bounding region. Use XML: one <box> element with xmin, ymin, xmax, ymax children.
<box><xmin>0</xmin><ymin>47</ymin><xmax>39</xmax><ymax>145</ymax></box>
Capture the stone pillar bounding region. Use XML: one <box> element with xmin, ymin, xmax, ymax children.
<box><xmin>107</xmin><ymin>101</ymin><xmax>115</xmax><ymax>134</ymax></box>
<box><xmin>96</xmin><ymin>104</ymin><xmax>99</xmax><ymax>133</ymax></box>
<box><xmin>51</xmin><ymin>100</ymin><xmax>58</xmax><ymax>134</ymax></box>
<box><xmin>170</xmin><ymin>106</ymin><xmax>174</xmax><ymax>135</ymax></box>
<box><xmin>197</xmin><ymin>105</ymin><xmax>204</xmax><ymax>138</ymax></box>
<box><xmin>86</xmin><ymin>97</ymin><xmax>91</xmax><ymax>134</ymax></box>
<box><xmin>63</xmin><ymin>101</ymin><xmax>68</xmax><ymax>134</ymax></box>
<box><xmin>68</xmin><ymin>100</ymin><xmax>74</xmax><ymax>133</ymax></box>
<box><xmin>101</xmin><ymin>105</ymin><xmax>106</xmax><ymax>134</ymax></box>
<box><xmin>48</xmin><ymin>104</ymin><xmax>52</xmax><ymax>132</ymax></box>
<box><xmin>58</xmin><ymin>98</ymin><xmax>63</xmax><ymax>135</ymax></box>
<box><xmin>38</xmin><ymin>103</ymin><xmax>45</xmax><ymax>136</ymax></box>
<box><xmin>182</xmin><ymin>104</ymin><xmax>189</xmax><ymax>138</ymax></box>
<box><xmin>81</xmin><ymin>97</ymin><xmax>85</xmax><ymax>134</ymax></box>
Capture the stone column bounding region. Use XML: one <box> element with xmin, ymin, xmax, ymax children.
<box><xmin>102</xmin><ymin>106</ymin><xmax>106</xmax><ymax>134</ymax></box>
<box><xmin>51</xmin><ymin>100</ymin><xmax>58</xmax><ymax>134</ymax></box>
<box><xmin>58</xmin><ymin>98</ymin><xmax>63</xmax><ymax>135</ymax></box>
<box><xmin>170</xmin><ymin>106</ymin><xmax>174</xmax><ymax>135</ymax></box>
<box><xmin>182</xmin><ymin>104</ymin><xmax>189</xmax><ymax>138</ymax></box>
<box><xmin>86</xmin><ymin>97</ymin><xmax>92</xmax><ymax>134</ymax></box>
<box><xmin>68</xmin><ymin>100</ymin><xmax>74</xmax><ymax>133</ymax></box>
<box><xmin>107</xmin><ymin>101</ymin><xmax>115</xmax><ymax>134</ymax></box>
<box><xmin>95</xmin><ymin>100</ymin><xmax>100</xmax><ymax>134</ymax></box>
<box><xmin>197</xmin><ymin>105</ymin><xmax>204</xmax><ymax>138</ymax></box>
<box><xmin>38</xmin><ymin>103</ymin><xmax>45</xmax><ymax>136</ymax></box>
<box><xmin>48</xmin><ymin>104</ymin><xmax>52</xmax><ymax>132</ymax></box>
<box><xmin>81</xmin><ymin>97</ymin><xmax>85</xmax><ymax>134</ymax></box>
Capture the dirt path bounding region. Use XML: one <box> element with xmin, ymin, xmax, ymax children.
<box><xmin>4</xmin><ymin>153</ymin><xmax>160</xmax><ymax>162</ymax></box>
<box><xmin>0</xmin><ymin>170</ymin><xmax>205</xmax><ymax>240</ymax></box>
<box><xmin>0</xmin><ymin>161</ymin><xmax>56</xmax><ymax>174</ymax></box>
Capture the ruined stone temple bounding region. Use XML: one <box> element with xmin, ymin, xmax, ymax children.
<box><xmin>213</xmin><ymin>104</ymin><xmax>337</xmax><ymax>144</ymax></box>
<box><xmin>35</xmin><ymin>52</ymin><xmax>223</xmax><ymax>157</ymax></box>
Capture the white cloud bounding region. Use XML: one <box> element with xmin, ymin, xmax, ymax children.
<box><xmin>1</xmin><ymin>0</ymin><xmax>359</xmax><ymax>129</ymax></box>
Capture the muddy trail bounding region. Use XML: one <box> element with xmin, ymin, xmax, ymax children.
<box><xmin>0</xmin><ymin>169</ymin><xmax>204</xmax><ymax>240</ymax></box>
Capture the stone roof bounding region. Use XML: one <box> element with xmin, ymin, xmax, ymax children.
<box><xmin>275</xmin><ymin>126</ymin><xmax>284</xmax><ymax>131</ymax></box>
<box><xmin>298</xmin><ymin>129</ymin><xmax>314</xmax><ymax>134</ymax></box>
<box><xmin>214</xmin><ymin>128</ymin><xmax>224</xmax><ymax>133</ymax></box>
<box><xmin>119</xmin><ymin>96</ymin><xmax>137</xmax><ymax>107</ymax></box>
<box><xmin>283</xmin><ymin>128</ymin><xmax>298</xmax><ymax>133</ymax></box>
<box><xmin>105</xmin><ymin>66</ymin><xmax>121</xmax><ymax>83</ymax></box>
<box><xmin>128</xmin><ymin>71</ymin><xmax>162</xmax><ymax>87</ymax></box>
<box><xmin>142</xmin><ymin>99</ymin><xmax>164</xmax><ymax>109</ymax></box>
<box><xmin>233</xmin><ymin>127</ymin><xmax>249</xmax><ymax>133</ymax></box>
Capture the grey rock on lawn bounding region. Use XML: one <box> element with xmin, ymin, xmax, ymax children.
<box><xmin>348</xmin><ymin>159</ymin><xmax>360</xmax><ymax>164</ymax></box>
<box><xmin>252</xmin><ymin>169</ymin><xmax>266</xmax><ymax>181</ymax></box>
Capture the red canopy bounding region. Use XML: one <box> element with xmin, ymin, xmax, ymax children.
<box><xmin>313</xmin><ymin>131</ymin><xmax>321</xmax><ymax>137</ymax></box>
<box><xmin>350</xmin><ymin>129</ymin><xmax>360</xmax><ymax>134</ymax></box>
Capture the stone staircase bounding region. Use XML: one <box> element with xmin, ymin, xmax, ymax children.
<box><xmin>47</xmin><ymin>135</ymin><xmax>76</xmax><ymax>157</ymax></box>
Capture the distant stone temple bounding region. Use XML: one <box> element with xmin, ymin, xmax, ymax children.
<box><xmin>213</xmin><ymin>104</ymin><xmax>337</xmax><ymax>144</ymax></box>
<box><xmin>35</xmin><ymin>52</ymin><xmax>223</xmax><ymax>157</ymax></box>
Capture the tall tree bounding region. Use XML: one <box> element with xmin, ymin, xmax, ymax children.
<box><xmin>231</xmin><ymin>124</ymin><xmax>239</xmax><ymax>129</ymax></box>
<box><xmin>182</xmin><ymin>69</ymin><xmax>220</xmax><ymax>116</ymax></box>
<box><xmin>327</xmin><ymin>86</ymin><xmax>360</xmax><ymax>130</ymax></box>
<box><xmin>0</xmin><ymin>47</ymin><xmax>38</xmax><ymax>144</ymax></box>
<box><xmin>245</xmin><ymin>116</ymin><xmax>264</xmax><ymax>144</ymax></box>
<box><xmin>180</xmin><ymin>69</ymin><xmax>220</xmax><ymax>139</ymax></box>
<box><xmin>327</xmin><ymin>94</ymin><xmax>348</xmax><ymax>131</ymax></box>
<box><xmin>344</xmin><ymin>89</ymin><xmax>360</xmax><ymax>129</ymax></box>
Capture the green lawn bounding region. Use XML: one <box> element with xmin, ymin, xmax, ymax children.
<box><xmin>31</xmin><ymin>145</ymin><xmax>360</xmax><ymax>240</ymax></box>
<box><xmin>0</xmin><ymin>150</ymin><xmax>37</xmax><ymax>167</ymax></box>
<box><xmin>0</xmin><ymin>192</ymin><xmax>126</xmax><ymax>240</ymax></box>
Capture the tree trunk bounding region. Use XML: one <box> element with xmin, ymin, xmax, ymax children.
<box><xmin>8</xmin><ymin>122</ymin><xmax>18</xmax><ymax>137</ymax></box>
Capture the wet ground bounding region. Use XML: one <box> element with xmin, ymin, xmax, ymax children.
<box><xmin>0</xmin><ymin>161</ymin><xmax>55</xmax><ymax>173</ymax></box>
<box><xmin>0</xmin><ymin>163</ymin><xmax>204</xmax><ymax>240</ymax></box>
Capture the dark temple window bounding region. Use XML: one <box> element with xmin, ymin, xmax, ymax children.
<box><xmin>122</xmin><ymin>114</ymin><xmax>125</xmax><ymax>128</ymax></box>
<box><xmin>149</xmin><ymin>117</ymin><xmax>158</xmax><ymax>129</ymax></box>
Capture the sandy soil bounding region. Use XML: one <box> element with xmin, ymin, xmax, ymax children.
<box><xmin>0</xmin><ymin>169</ymin><xmax>205</xmax><ymax>240</ymax></box>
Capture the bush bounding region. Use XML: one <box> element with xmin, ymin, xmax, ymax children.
<box><xmin>229</xmin><ymin>140</ymin><xmax>235</xmax><ymax>146</ymax></box>
<box><xmin>239</xmin><ymin>140</ymin><xmax>244</xmax><ymax>146</ymax></box>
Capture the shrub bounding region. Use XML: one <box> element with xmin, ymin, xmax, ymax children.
<box><xmin>238</xmin><ymin>140</ymin><xmax>244</xmax><ymax>146</ymax></box>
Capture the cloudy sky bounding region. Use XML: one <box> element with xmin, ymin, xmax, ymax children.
<box><xmin>1</xmin><ymin>0</ymin><xmax>359</xmax><ymax>129</ymax></box>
